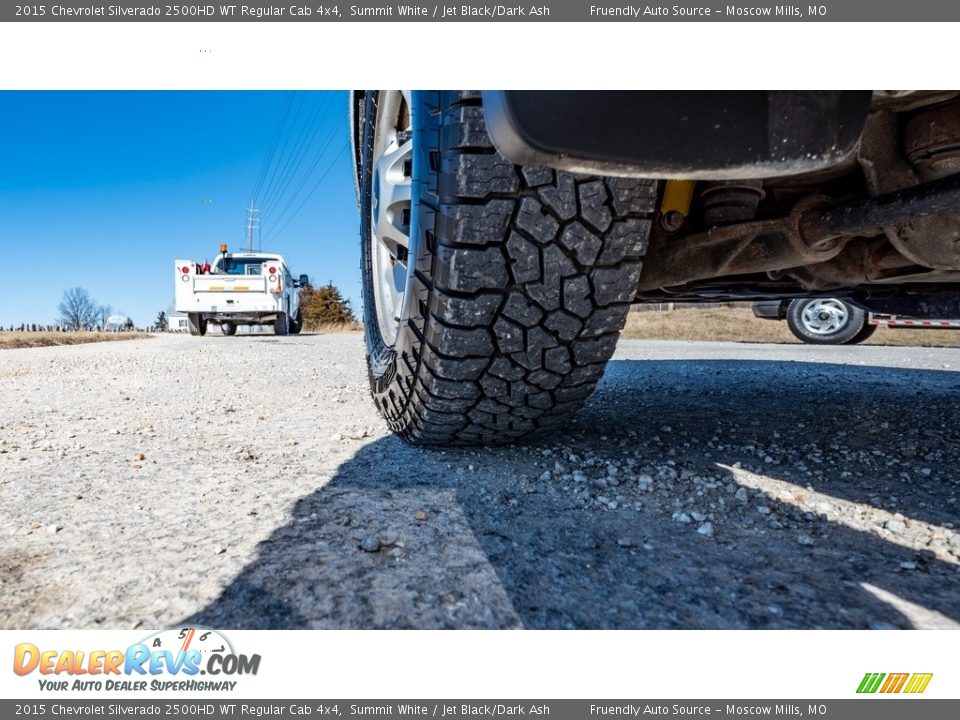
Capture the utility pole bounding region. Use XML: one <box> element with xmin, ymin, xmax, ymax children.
<box><xmin>245</xmin><ymin>203</ymin><xmax>260</xmax><ymax>251</ymax></box>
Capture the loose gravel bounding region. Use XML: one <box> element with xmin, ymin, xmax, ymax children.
<box><xmin>1</xmin><ymin>334</ymin><xmax>958</xmax><ymax>629</ymax></box>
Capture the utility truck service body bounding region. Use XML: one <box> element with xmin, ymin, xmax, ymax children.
<box><xmin>174</xmin><ymin>247</ymin><xmax>307</xmax><ymax>336</ymax></box>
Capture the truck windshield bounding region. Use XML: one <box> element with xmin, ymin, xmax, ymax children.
<box><xmin>220</xmin><ymin>257</ymin><xmax>279</xmax><ymax>275</ymax></box>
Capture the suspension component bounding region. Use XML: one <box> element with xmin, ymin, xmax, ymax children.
<box><xmin>803</xmin><ymin>171</ymin><xmax>960</xmax><ymax>246</ymax></box>
<box><xmin>659</xmin><ymin>180</ymin><xmax>696</xmax><ymax>232</ymax></box>
<box><xmin>859</xmin><ymin>109</ymin><xmax>960</xmax><ymax>270</ymax></box>
<box><xmin>700</xmin><ymin>181</ymin><xmax>765</xmax><ymax>226</ymax></box>
<box><xmin>905</xmin><ymin>100</ymin><xmax>960</xmax><ymax>181</ymax></box>
<box><xmin>638</xmin><ymin>171</ymin><xmax>960</xmax><ymax>291</ymax></box>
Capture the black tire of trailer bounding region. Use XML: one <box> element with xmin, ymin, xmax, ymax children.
<box><xmin>360</xmin><ymin>90</ymin><xmax>657</xmax><ymax>446</ymax></box>
<box><xmin>187</xmin><ymin>313</ymin><xmax>207</xmax><ymax>337</ymax></box>
<box><xmin>848</xmin><ymin>321</ymin><xmax>878</xmax><ymax>344</ymax></box>
<box><xmin>786</xmin><ymin>298</ymin><xmax>872</xmax><ymax>345</ymax></box>
<box><xmin>220</xmin><ymin>322</ymin><xmax>237</xmax><ymax>336</ymax></box>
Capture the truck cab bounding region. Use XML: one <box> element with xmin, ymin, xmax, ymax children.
<box><xmin>174</xmin><ymin>246</ymin><xmax>308</xmax><ymax>336</ymax></box>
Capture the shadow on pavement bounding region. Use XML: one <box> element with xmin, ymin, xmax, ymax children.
<box><xmin>185</xmin><ymin>359</ymin><xmax>960</xmax><ymax>629</ymax></box>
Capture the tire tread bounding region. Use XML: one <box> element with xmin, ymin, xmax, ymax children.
<box><xmin>369</xmin><ymin>91</ymin><xmax>655</xmax><ymax>445</ymax></box>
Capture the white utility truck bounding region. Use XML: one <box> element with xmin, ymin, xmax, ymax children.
<box><xmin>174</xmin><ymin>245</ymin><xmax>308</xmax><ymax>336</ymax></box>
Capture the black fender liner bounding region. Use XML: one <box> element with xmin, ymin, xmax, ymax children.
<box><xmin>481</xmin><ymin>91</ymin><xmax>872</xmax><ymax>180</ymax></box>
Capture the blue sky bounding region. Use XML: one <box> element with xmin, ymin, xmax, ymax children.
<box><xmin>0</xmin><ymin>91</ymin><xmax>357</xmax><ymax>327</ymax></box>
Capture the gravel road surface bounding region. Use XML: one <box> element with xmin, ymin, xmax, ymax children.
<box><xmin>1</xmin><ymin>333</ymin><xmax>958</xmax><ymax>629</ymax></box>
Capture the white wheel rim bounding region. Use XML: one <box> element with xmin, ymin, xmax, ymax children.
<box><xmin>370</xmin><ymin>90</ymin><xmax>414</xmax><ymax>347</ymax></box>
<box><xmin>801</xmin><ymin>299</ymin><xmax>850</xmax><ymax>335</ymax></box>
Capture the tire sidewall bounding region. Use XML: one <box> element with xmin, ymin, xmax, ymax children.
<box><xmin>274</xmin><ymin>312</ymin><xmax>289</xmax><ymax>336</ymax></box>
<box><xmin>188</xmin><ymin>313</ymin><xmax>207</xmax><ymax>336</ymax></box>
<box><xmin>359</xmin><ymin>92</ymin><xmax>655</xmax><ymax>444</ymax></box>
<box><xmin>787</xmin><ymin>298</ymin><xmax>866</xmax><ymax>344</ymax></box>
<box><xmin>360</xmin><ymin>91</ymin><xmax>430</xmax><ymax>404</ymax></box>
<box><xmin>848</xmin><ymin>320</ymin><xmax>878</xmax><ymax>345</ymax></box>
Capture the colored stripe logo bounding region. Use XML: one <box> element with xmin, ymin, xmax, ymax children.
<box><xmin>857</xmin><ymin>672</ymin><xmax>933</xmax><ymax>694</ymax></box>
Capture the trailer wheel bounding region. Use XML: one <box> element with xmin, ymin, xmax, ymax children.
<box><xmin>187</xmin><ymin>313</ymin><xmax>207</xmax><ymax>337</ymax></box>
<box><xmin>848</xmin><ymin>321</ymin><xmax>877</xmax><ymax>344</ymax></box>
<box><xmin>360</xmin><ymin>91</ymin><xmax>656</xmax><ymax>445</ymax></box>
<box><xmin>786</xmin><ymin>298</ymin><xmax>870</xmax><ymax>344</ymax></box>
<box><xmin>220</xmin><ymin>322</ymin><xmax>237</xmax><ymax>336</ymax></box>
<box><xmin>273</xmin><ymin>312</ymin><xmax>289</xmax><ymax>336</ymax></box>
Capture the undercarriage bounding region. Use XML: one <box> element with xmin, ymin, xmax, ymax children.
<box><xmin>352</xmin><ymin>90</ymin><xmax>960</xmax><ymax>445</ymax></box>
<box><xmin>484</xmin><ymin>91</ymin><xmax>960</xmax><ymax>318</ymax></box>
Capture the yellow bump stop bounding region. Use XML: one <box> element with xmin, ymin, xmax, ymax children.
<box><xmin>661</xmin><ymin>180</ymin><xmax>696</xmax><ymax>217</ymax></box>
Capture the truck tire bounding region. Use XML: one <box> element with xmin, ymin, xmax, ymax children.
<box><xmin>786</xmin><ymin>298</ymin><xmax>871</xmax><ymax>345</ymax></box>
<box><xmin>273</xmin><ymin>312</ymin><xmax>289</xmax><ymax>336</ymax></box>
<box><xmin>187</xmin><ymin>313</ymin><xmax>207</xmax><ymax>337</ymax></box>
<box><xmin>290</xmin><ymin>308</ymin><xmax>304</xmax><ymax>335</ymax></box>
<box><xmin>360</xmin><ymin>90</ymin><xmax>656</xmax><ymax>445</ymax></box>
<box><xmin>220</xmin><ymin>322</ymin><xmax>237</xmax><ymax>336</ymax></box>
<box><xmin>848</xmin><ymin>321</ymin><xmax>878</xmax><ymax>344</ymax></box>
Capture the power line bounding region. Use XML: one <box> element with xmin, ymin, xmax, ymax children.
<box><xmin>247</xmin><ymin>92</ymin><xmax>347</xmax><ymax>250</ymax></box>
<box><xmin>261</xmin><ymin>127</ymin><xmax>343</xmax><ymax>241</ymax></box>
<box><xmin>249</xmin><ymin>92</ymin><xmax>294</xmax><ymax>205</ymax></box>
<box><xmin>257</xmin><ymin>92</ymin><xmax>308</xmax><ymax>215</ymax></box>
<box><xmin>260</xmin><ymin>117</ymin><xmax>345</xmax><ymax>238</ymax></box>
<box><xmin>262</xmin><ymin>142</ymin><xmax>350</xmax><ymax>247</ymax></box>
<box><xmin>260</xmin><ymin>93</ymin><xmax>334</xmax><ymax>221</ymax></box>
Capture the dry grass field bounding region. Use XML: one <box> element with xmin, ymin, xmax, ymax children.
<box><xmin>2</xmin><ymin>312</ymin><xmax>957</xmax><ymax>349</ymax></box>
<box><xmin>621</xmin><ymin>306</ymin><xmax>960</xmax><ymax>348</ymax></box>
<box><xmin>304</xmin><ymin>321</ymin><xmax>363</xmax><ymax>334</ymax></box>
<box><xmin>0</xmin><ymin>332</ymin><xmax>151</xmax><ymax>350</ymax></box>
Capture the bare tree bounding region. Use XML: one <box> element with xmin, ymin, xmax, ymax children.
<box><xmin>58</xmin><ymin>287</ymin><xmax>96</xmax><ymax>330</ymax></box>
<box><xmin>94</xmin><ymin>304</ymin><xmax>112</xmax><ymax>329</ymax></box>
